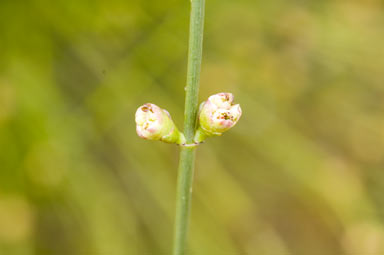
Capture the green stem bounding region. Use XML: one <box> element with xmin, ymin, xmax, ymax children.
<box><xmin>173</xmin><ymin>146</ymin><xmax>196</xmax><ymax>255</ymax></box>
<box><xmin>173</xmin><ymin>0</ymin><xmax>205</xmax><ymax>255</ymax></box>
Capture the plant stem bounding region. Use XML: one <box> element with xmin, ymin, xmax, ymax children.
<box><xmin>183</xmin><ymin>0</ymin><xmax>205</xmax><ymax>143</ymax></box>
<box><xmin>173</xmin><ymin>146</ymin><xmax>196</xmax><ymax>255</ymax></box>
<box><xmin>173</xmin><ymin>0</ymin><xmax>205</xmax><ymax>255</ymax></box>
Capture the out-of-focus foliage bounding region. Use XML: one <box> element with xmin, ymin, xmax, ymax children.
<box><xmin>1</xmin><ymin>0</ymin><xmax>384</xmax><ymax>254</ymax></box>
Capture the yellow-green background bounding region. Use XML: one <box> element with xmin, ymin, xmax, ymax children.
<box><xmin>1</xmin><ymin>0</ymin><xmax>384</xmax><ymax>254</ymax></box>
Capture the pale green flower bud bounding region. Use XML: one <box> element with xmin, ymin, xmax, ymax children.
<box><xmin>135</xmin><ymin>103</ymin><xmax>185</xmax><ymax>144</ymax></box>
<box><xmin>195</xmin><ymin>93</ymin><xmax>242</xmax><ymax>143</ymax></box>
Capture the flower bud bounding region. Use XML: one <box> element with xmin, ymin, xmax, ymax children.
<box><xmin>195</xmin><ymin>93</ymin><xmax>242</xmax><ymax>142</ymax></box>
<box><xmin>135</xmin><ymin>103</ymin><xmax>185</xmax><ymax>144</ymax></box>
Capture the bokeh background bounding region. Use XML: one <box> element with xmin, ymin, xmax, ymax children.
<box><xmin>1</xmin><ymin>0</ymin><xmax>384</xmax><ymax>254</ymax></box>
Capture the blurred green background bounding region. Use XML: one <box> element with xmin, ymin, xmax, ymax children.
<box><xmin>1</xmin><ymin>0</ymin><xmax>384</xmax><ymax>254</ymax></box>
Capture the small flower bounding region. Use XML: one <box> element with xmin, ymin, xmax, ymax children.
<box><xmin>195</xmin><ymin>92</ymin><xmax>242</xmax><ymax>142</ymax></box>
<box><xmin>135</xmin><ymin>103</ymin><xmax>185</xmax><ymax>144</ymax></box>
